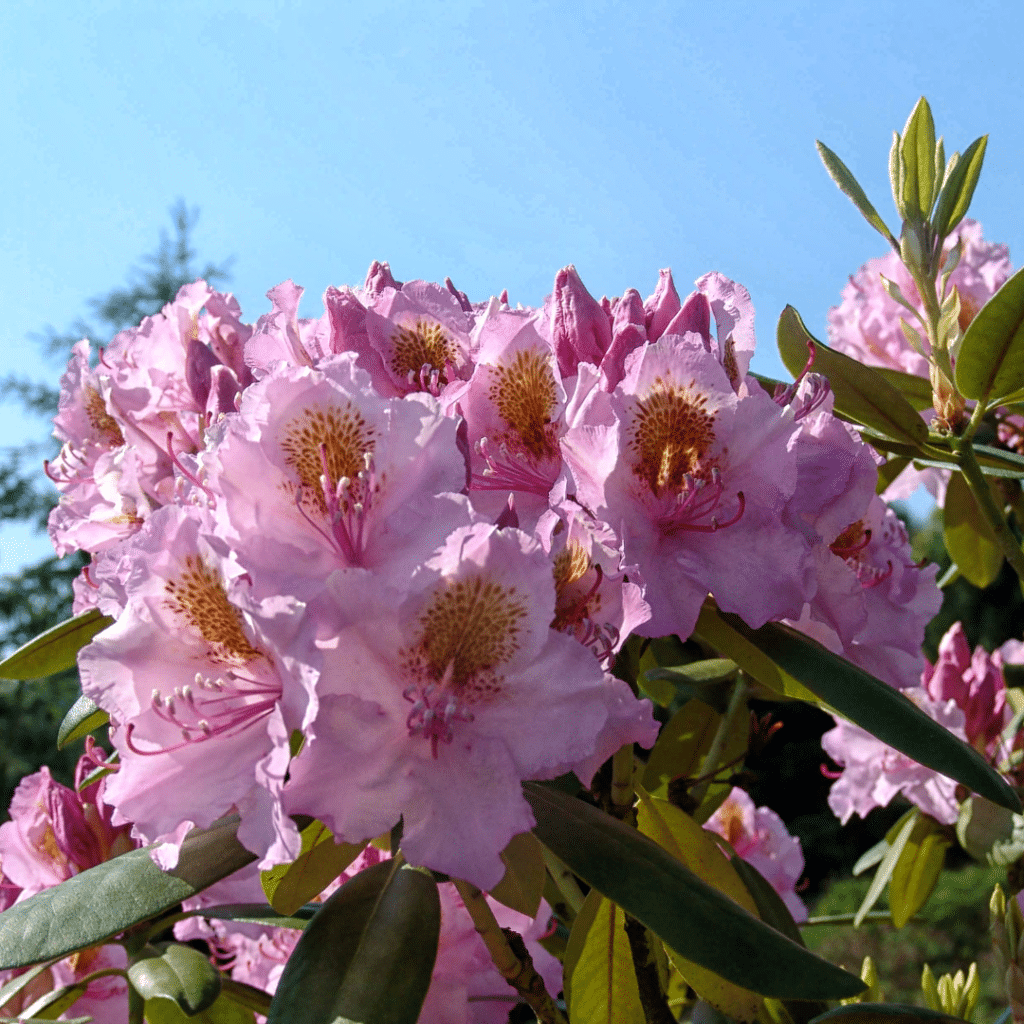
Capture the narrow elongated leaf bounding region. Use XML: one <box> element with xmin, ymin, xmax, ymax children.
<box><xmin>810</xmin><ymin>1003</ymin><xmax>967</xmax><ymax>1024</ymax></box>
<box><xmin>143</xmin><ymin>993</ymin><xmax>257</xmax><ymax>1023</ymax></box>
<box><xmin>267</xmin><ymin>859</ymin><xmax>440</xmax><ymax>1024</ymax></box>
<box><xmin>489</xmin><ymin>830</ymin><xmax>546</xmax><ymax>917</ymax></box>
<box><xmin>128</xmin><ymin>942</ymin><xmax>222</xmax><ymax>1016</ymax></box>
<box><xmin>645</xmin><ymin>658</ymin><xmax>739</xmax><ymax>688</ymax></box>
<box><xmin>525</xmin><ymin>783</ymin><xmax>865</xmax><ymax>1000</ymax></box>
<box><xmin>641</xmin><ymin>699</ymin><xmax>720</xmax><ymax>798</ymax></box>
<box><xmin>0</xmin><ymin>610</ymin><xmax>111</xmax><ymax>681</ymax></box>
<box><xmin>855</xmin><ymin>809</ymin><xmax>918</xmax><ymax>926</ymax></box>
<box><xmin>637</xmin><ymin>790</ymin><xmax>763</xmax><ymax>1021</ymax></box>
<box><xmin>955</xmin><ymin>265</ymin><xmax>1024</xmax><ymax>403</ymax></box>
<box><xmin>219</xmin><ymin>977</ymin><xmax>273</xmax><ymax>1017</ymax></box>
<box><xmin>57</xmin><ymin>694</ymin><xmax>109</xmax><ymax>749</ymax></box>
<box><xmin>872</xmin><ymin>367</ymin><xmax>934</xmax><ymax>411</ymax></box>
<box><xmin>900</xmin><ymin>98</ymin><xmax>936</xmax><ymax>221</ymax></box>
<box><xmin>0</xmin><ymin>958</ymin><xmax>59</xmax><ymax>1011</ymax></box>
<box><xmin>943</xmin><ymin>471</ymin><xmax>1004</xmax><ymax>588</ymax></box>
<box><xmin>182</xmin><ymin>903</ymin><xmax>313</xmax><ymax>930</ymax></box>
<box><xmin>18</xmin><ymin>979</ymin><xmax>93</xmax><ymax>1021</ymax></box>
<box><xmin>259</xmin><ymin>819</ymin><xmax>361</xmax><ymax>916</ymax></box>
<box><xmin>815</xmin><ymin>142</ymin><xmax>898</xmax><ymax>247</ymax></box>
<box><xmin>888</xmin><ymin>815</ymin><xmax>949</xmax><ymax>928</ymax></box>
<box><xmin>566</xmin><ymin>890</ymin><xmax>645</xmax><ymax>1024</ymax></box>
<box><xmin>703</xmin><ymin>604</ymin><xmax>1022</xmax><ymax>814</ymax></box>
<box><xmin>0</xmin><ymin>814</ymin><xmax>256</xmax><ymax>969</ymax></box>
<box><xmin>778</xmin><ymin>307</ymin><xmax>928</xmax><ymax>445</ymax></box>
<box><xmin>933</xmin><ymin>135</ymin><xmax>987</xmax><ymax>240</ymax></box>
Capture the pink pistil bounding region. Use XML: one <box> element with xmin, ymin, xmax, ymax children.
<box><xmin>165</xmin><ymin>432</ymin><xmax>215</xmax><ymax>499</ymax></box>
<box><xmin>403</xmin><ymin>664</ymin><xmax>475</xmax><ymax>758</ymax></box>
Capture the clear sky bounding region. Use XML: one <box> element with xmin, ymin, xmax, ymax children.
<box><xmin>2</xmin><ymin>0</ymin><xmax>1022</xmax><ymax>575</ymax></box>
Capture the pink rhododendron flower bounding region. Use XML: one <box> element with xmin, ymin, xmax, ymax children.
<box><xmin>0</xmin><ymin>746</ymin><xmax>135</xmax><ymax>1022</ymax></box>
<box><xmin>561</xmin><ymin>331</ymin><xmax>813</xmax><ymax>639</ymax></box>
<box><xmin>704</xmin><ymin>787</ymin><xmax>808</xmax><ymax>923</ymax></box>
<box><xmin>78</xmin><ymin>504</ymin><xmax>316</xmax><ymax>868</ymax></box>
<box><xmin>283</xmin><ymin>522</ymin><xmax>655</xmax><ymax>888</ymax></box>
<box><xmin>924</xmin><ymin>622</ymin><xmax>1010</xmax><ymax>755</ymax></box>
<box><xmin>821</xmin><ymin>687</ymin><xmax>966</xmax><ymax>825</ymax></box>
<box><xmin>207</xmin><ymin>354</ymin><xmax>472</xmax><ymax>597</ymax></box>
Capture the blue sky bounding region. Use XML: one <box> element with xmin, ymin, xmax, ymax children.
<box><xmin>2</xmin><ymin>0</ymin><xmax>1022</xmax><ymax>575</ymax></box>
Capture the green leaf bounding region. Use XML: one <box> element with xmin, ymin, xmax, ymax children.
<box><xmin>872</xmin><ymin>367</ymin><xmax>934</xmax><ymax>411</ymax></box>
<box><xmin>943</xmin><ymin>471</ymin><xmax>1004</xmax><ymax>588</ymax></box>
<box><xmin>0</xmin><ymin>609</ymin><xmax>111</xmax><ymax>681</ymax></box>
<box><xmin>259</xmin><ymin>819</ymin><xmax>362</xmax><ymax>917</ymax></box>
<box><xmin>181</xmin><ymin>903</ymin><xmax>314</xmax><ymax>930</ymax></box>
<box><xmin>16</xmin><ymin>978</ymin><xmax>93</xmax><ymax>1021</ymax></box>
<box><xmin>888</xmin><ymin>814</ymin><xmax>949</xmax><ymax>928</ymax></box>
<box><xmin>0</xmin><ymin>958</ymin><xmax>59</xmax><ymax>1012</ymax></box>
<box><xmin>0</xmin><ymin>814</ymin><xmax>257</xmax><ymax>970</ymax></box>
<box><xmin>267</xmin><ymin>858</ymin><xmax>440</xmax><ymax>1024</ymax></box>
<box><xmin>899</xmin><ymin>98</ymin><xmax>937</xmax><ymax>221</ymax></box>
<box><xmin>699</xmin><ymin>602</ymin><xmax>1022</xmax><ymax>814</ymax></box>
<box><xmin>854</xmin><ymin>809</ymin><xmax>918</xmax><ymax>926</ymax></box>
<box><xmin>641</xmin><ymin>699</ymin><xmax>721</xmax><ymax>799</ymax></box>
<box><xmin>128</xmin><ymin>942</ymin><xmax>222</xmax><ymax>1016</ymax></box>
<box><xmin>777</xmin><ymin>307</ymin><xmax>928</xmax><ymax>446</ymax></box>
<box><xmin>218</xmin><ymin>977</ymin><xmax>273</xmax><ymax>1018</ymax></box>
<box><xmin>809</xmin><ymin>1003</ymin><xmax>968</xmax><ymax>1024</ymax></box>
<box><xmin>956</xmin><ymin>795</ymin><xmax>1024</xmax><ymax>866</ymax></box>
<box><xmin>876</xmin><ymin>457</ymin><xmax>910</xmax><ymax>494</ymax></box>
<box><xmin>815</xmin><ymin>141</ymin><xmax>898</xmax><ymax>248</ymax></box>
<box><xmin>565</xmin><ymin>890</ymin><xmax>645</xmax><ymax>1024</ymax></box>
<box><xmin>644</xmin><ymin>658</ymin><xmax>739</xmax><ymax>689</ymax></box>
<box><xmin>488</xmin><ymin>830</ymin><xmax>546</xmax><ymax>917</ymax></box>
<box><xmin>955</xmin><ymin>265</ymin><xmax>1024</xmax><ymax>404</ymax></box>
<box><xmin>57</xmin><ymin>694</ymin><xmax>109</xmax><ymax>750</ymax></box>
<box><xmin>933</xmin><ymin>135</ymin><xmax>988</xmax><ymax>240</ymax></box>
<box><xmin>524</xmin><ymin>782</ymin><xmax>865</xmax><ymax>1000</ymax></box>
<box><xmin>143</xmin><ymin>992</ymin><xmax>257</xmax><ymax>1024</ymax></box>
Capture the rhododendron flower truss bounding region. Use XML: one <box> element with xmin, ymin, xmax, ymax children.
<box><xmin>78</xmin><ymin>505</ymin><xmax>315</xmax><ymax>867</ymax></box>
<box><xmin>821</xmin><ymin>688</ymin><xmax>967</xmax><ymax>826</ymax></box>
<box><xmin>208</xmin><ymin>354</ymin><xmax>472</xmax><ymax>596</ymax></box>
<box><xmin>283</xmin><ymin>522</ymin><xmax>656</xmax><ymax>889</ymax></box>
<box><xmin>561</xmin><ymin>333</ymin><xmax>812</xmax><ymax>639</ymax></box>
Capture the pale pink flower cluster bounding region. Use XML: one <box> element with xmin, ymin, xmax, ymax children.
<box><xmin>822</xmin><ymin>622</ymin><xmax>1014</xmax><ymax>825</ymax></box>
<box><xmin>176</xmin><ymin>848</ymin><xmax>561</xmax><ymax>1024</ymax></box>
<box><xmin>826</xmin><ymin>219</ymin><xmax>1012</xmax><ymax>504</ymax></box>
<box><xmin>0</xmin><ymin>744</ymin><xmax>135</xmax><ymax>1023</ymax></box>
<box><xmin>704</xmin><ymin>787</ymin><xmax>808</xmax><ymax>923</ymax></box>
<box><xmin>48</xmin><ymin>259</ymin><xmax>939</xmax><ymax>895</ymax></box>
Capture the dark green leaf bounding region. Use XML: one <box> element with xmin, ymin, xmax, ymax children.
<box><xmin>872</xmin><ymin>367</ymin><xmax>934</xmax><ymax>411</ymax></box>
<box><xmin>183</xmin><ymin>903</ymin><xmax>314</xmax><ymax>930</ymax></box>
<box><xmin>489</xmin><ymin>830</ymin><xmax>546</xmax><ymax>917</ymax></box>
<box><xmin>524</xmin><ymin>783</ymin><xmax>865</xmax><ymax>1000</ymax></box>
<box><xmin>955</xmin><ymin>265</ymin><xmax>1024</xmax><ymax>404</ymax></box>
<box><xmin>933</xmin><ymin>135</ymin><xmax>987</xmax><ymax>240</ymax></box>
<box><xmin>0</xmin><ymin>609</ymin><xmax>111</xmax><ymax>681</ymax></box>
<box><xmin>143</xmin><ymin>993</ymin><xmax>256</xmax><ymax>1024</ymax></box>
<box><xmin>815</xmin><ymin>142</ymin><xmax>898</xmax><ymax>248</ymax></box>
<box><xmin>777</xmin><ymin>306</ymin><xmax>927</xmax><ymax>445</ymax></box>
<box><xmin>57</xmin><ymin>694</ymin><xmax>109</xmax><ymax>749</ymax></box>
<box><xmin>128</xmin><ymin>942</ymin><xmax>222</xmax><ymax>1016</ymax></box>
<box><xmin>219</xmin><ymin>977</ymin><xmax>273</xmax><ymax>1017</ymax></box>
<box><xmin>0</xmin><ymin>814</ymin><xmax>256</xmax><ymax>970</ymax></box>
<box><xmin>810</xmin><ymin>1003</ymin><xmax>967</xmax><ymax>1024</ymax></box>
<box><xmin>943</xmin><ymin>471</ymin><xmax>1004</xmax><ymax>588</ymax></box>
<box><xmin>267</xmin><ymin>859</ymin><xmax>440</xmax><ymax>1024</ymax></box>
<box><xmin>899</xmin><ymin>98</ymin><xmax>937</xmax><ymax>221</ymax></box>
<box><xmin>703</xmin><ymin>605</ymin><xmax>1021</xmax><ymax>814</ymax></box>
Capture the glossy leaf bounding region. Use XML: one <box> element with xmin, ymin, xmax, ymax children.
<box><xmin>267</xmin><ymin>858</ymin><xmax>440</xmax><ymax>1024</ymax></box>
<box><xmin>810</xmin><ymin>1003</ymin><xmax>967</xmax><ymax>1024</ymax></box>
<box><xmin>943</xmin><ymin>471</ymin><xmax>1004</xmax><ymax>588</ymax></box>
<box><xmin>855</xmin><ymin>809</ymin><xmax>918</xmax><ymax>926</ymax></box>
<box><xmin>189</xmin><ymin>903</ymin><xmax>314</xmax><ymax>930</ymax></box>
<box><xmin>129</xmin><ymin>942</ymin><xmax>222</xmax><ymax>1016</ymax></box>
<box><xmin>218</xmin><ymin>978</ymin><xmax>272</xmax><ymax>1018</ymax></box>
<box><xmin>641</xmin><ymin>699</ymin><xmax>720</xmax><ymax>799</ymax></box>
<box><xmin>143</xmin><ymin>993</ymin><xmax>256</xmax><ymax>1024</ymax></box>
<box><xmin>933</xmin><ymin>135</ymin><xmax>988</xmax><ymax>240</ymax></box>
<box><xmin>900</xmin><ymin>98</ymin><xmax>936</xmax><ymax>220</ymax></box>
<box><xmin>57</xmin><ymin>694</ymin><xmax>109</xmax><ymax>750</ymax></box>
<box><xmin>0</xmin><ymin>814</ymin><xmax>256</xmax><ymax>970</ymax></box>
<box><xmin>888</xmin><ymin>814</ymin><xmax>949</xmax><ymax>928</ymax></box>
<box><xmin>637</xmin><ymin>789</ymin><xmax>763</xmax><ymax>1021</ymax></box>
<box><xmin>489</xmin><ymin>830</ymin><xmax>546</xmax><ymax>917</ymax></box>
<box><xmin>956</xmin><ymin>796</ymin><xmax>1024</xmax><ymax>866</ymax></box>
<box><xmin>778</xmin><ymin>306</ymin><xmax>928</xmax><ymax>446</ymax></box>
<box><xmin>872</xmin><ymin>367</ymin><xmax>933</xmax><ymax>411</ymax></box>
<box><xmin>0</xmin><ymin>609</ymin><xmax>111</xmax><ymax>681</ymax></box>
<box><xmin>815</xmin><ymin>141</ymin><xmax>898</xmax><ymax>247</ymax></box>
<box><xmin>701</xmin><ymin>602</ymin><xmax>1022</xmax><ymax>814</ymax></box>
<box><xmin>956</xmin><ymin>264</ymin><xmax>1024</xmax><ymax>403</ymax></box>
<box><xmin>524</xmin><ymin>782</ymin><xmax>865</xmax><ymax>1000</ymax></box>
<box><xmin>565</xmin><ymin>890</ymin><xmax>645</xmax><ymax>1024</ymax></box>
<box><xmin>259</xmin><ymin>820</ymin><xmax>361</xmax><ymax>917</ymax></box>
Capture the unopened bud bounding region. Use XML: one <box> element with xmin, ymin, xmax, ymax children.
<box><xmin>900</xmin><ymin>223</ymin><xmax>926</xmax><ymax>275</ymax></box>
<box><xmin>921</xmin><ymin>963</ymin><xmax>940</xmax><ymax>1011</ymax></box>
<box><xmin>930</xmin><ymin>361</ymin><xmax>967</xmax><ymax>432</ymax></box>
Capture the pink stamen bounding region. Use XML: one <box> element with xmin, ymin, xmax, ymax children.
<box><xmin>860</xmin><ymin>560</ymin><xmax>894</xmax><ymax>589</ymax></box>
<box><xmin>165</xmin><ymin>432</ymin><xmax>215</xmax><ymax>499</ymax></box>
<box><xmin>473</xmin><ymin>436</ymin><xmax>559</xmax><ymax>496</ymax></box>
<box><xmin>82</xmin><ymin>565</ymin><xmax>99</xmax><ymax>590</ymax></box>
<box><xmin>659</xmin><ymin>469</ymin><xmax>745</xmax><ymax>535</ymax></box>
<box><xmin>820</xmin><ymin>763</ymin><xmax>843</xmax><ymax>780</ymax></box>
<box><xmin>832</xmin><ymin>529</ymin><xmax>873</xmax><ymax>559</ymax></box>
<box><xmin>403</xmin><ymin>664</ymin><xmax>474</xmax><ymax>758</ymax></box>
